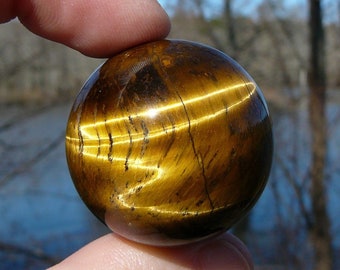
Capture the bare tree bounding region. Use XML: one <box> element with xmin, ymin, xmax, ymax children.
<box><xmin>224</xmin><ymin>0</ymin><xmax>238</xmax><ymax>59</ymax></box>
<box><xmin>307</xmin><ymin>1</ymin><xmax>333</xmax><ymax>269</ymax></box>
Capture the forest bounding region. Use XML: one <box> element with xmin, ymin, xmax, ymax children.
<box><xmin>1</xmin><ymin>0</ymin><xmax>340</xmax><ymax>104</ymax></box>
<box><xmin>0</xmin><ymin>0</ymin><xmax>339</xmax><ymax>269</ymax></box>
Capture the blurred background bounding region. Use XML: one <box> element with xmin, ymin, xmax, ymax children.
<box><xmin>0</xmin><ymin>0</ymin><xmax>339</xmax><ymax>269</ymax></box>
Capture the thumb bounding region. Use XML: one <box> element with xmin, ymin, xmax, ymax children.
<box><xmin>49</xmin><ymin>232</ymin><xmax>253</xmax><ymax>270</ymax></box>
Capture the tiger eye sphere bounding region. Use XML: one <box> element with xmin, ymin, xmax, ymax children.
<box><xmin>65</xmin><ymin>40</ymin><xmax>273</xmax><ymax>246</ymax></box>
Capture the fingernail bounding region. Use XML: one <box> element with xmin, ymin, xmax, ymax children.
<box><xmin>197</xmin><ymin>241</ymin><xmax>253</xmax><ymax>270</ymax></box>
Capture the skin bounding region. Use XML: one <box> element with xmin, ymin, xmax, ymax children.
<box><xmin>1</xmin><ymin>1</ymin><xmax>254</xmax><ymax>269</ymax></box>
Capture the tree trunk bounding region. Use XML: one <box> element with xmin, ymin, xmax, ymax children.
<box><xmin>224</xmin><ymin>0</ymin><xmax>238</xmax><ymax>59</ymax></box>
<box><xmin>307</xmin><ymin>1</ymin><xmax>333</xmax><ymax>269</ymax></box>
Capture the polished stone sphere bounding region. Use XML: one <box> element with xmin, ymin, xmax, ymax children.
<box><xmin>65</xmin><ymin>40</ymin><xmax>273</xmax><ymax>246</ymax></box>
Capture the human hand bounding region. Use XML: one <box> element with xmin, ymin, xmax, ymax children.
<box><xmin>1</xmin><ymin>1</ymin><xmax>253</xmax><ymax>269</ymax></box>
<box><xmin>1</xmin><ymin>0</ymin><xmax>170</xmax><ymax>57</ymax></box>
<box><xmin>49</xmin><ymin>232</ymin><xmax>253</xmax><ymax>270</ymax></box>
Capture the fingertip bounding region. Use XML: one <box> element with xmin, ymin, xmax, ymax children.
<box><xmin>49</xmin><ymin>232</ymin><xmax>253</xmax><ymax>270</ymax></box>
<box><xmin>194</xmin><ymin>233</ymin><xmax>254</xmax><ymax>270</ymax></box>
<box><xmin>16</xmin><ymin>0</ymin><xmax>171</xmax><ymax>57</ymax></box>
<box><xmin>66</xmin><ymin>0</ymin><xmax>171</xmax><ymax>57</ymax></box>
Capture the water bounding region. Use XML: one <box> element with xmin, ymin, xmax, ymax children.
<box><xmin>0</xmin><ymin>104</ymin><xmax>110</xmax><ymax>269</ymax></box>
<box><xmin>249</xmin><ymin>96</ymin><xmax>340</xmax><ymax>267</ymax></box>
<box><xmin>0</xmin><ymin>98</ymin><xmax>339</xmax><ymax>269</ymax></box>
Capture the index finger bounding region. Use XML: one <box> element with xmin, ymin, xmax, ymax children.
<box><xmin>2</xmin><ymin>0</ymin><xmax>170</xmax><ymax>57</ymax></box>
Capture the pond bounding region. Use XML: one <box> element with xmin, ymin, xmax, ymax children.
<box><xmin>0</xmin><ymin>96</ymin><xmax>339</xmax><ymax>269</ymax></box>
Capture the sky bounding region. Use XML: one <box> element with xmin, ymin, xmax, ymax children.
<box><xmin>158</xmin><ymin>0</ymin><xmax>339</xmax><ymax>23</ymax></box>
<box><xmin>158</xmin><ymin>0</ymin><xmax>303</xmax><ymax>18</ymax></box>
